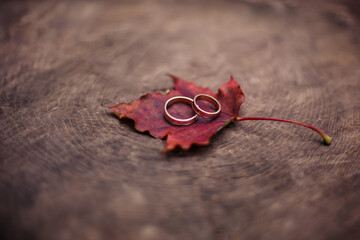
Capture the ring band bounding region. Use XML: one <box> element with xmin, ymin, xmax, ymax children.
<box><xmin>192</xmin><ymin>94</ymin><xmax>221</xmax><ymax>118</ymax></box>
<box><xmin>164</xmin><ymin>96</ymin><xmax>198</xmax><ymax>125</ymax></box>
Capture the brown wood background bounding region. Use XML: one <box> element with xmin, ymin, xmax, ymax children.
<box><xmin>1</xmin><ymin>0</ymin><xmax>360</xmax><ymax>239</ymax></box>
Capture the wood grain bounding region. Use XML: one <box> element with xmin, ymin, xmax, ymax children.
<box><xmin>1</xmin><ymin>0</ymin><xmax>359</xmax><ymax>239</ymax></box>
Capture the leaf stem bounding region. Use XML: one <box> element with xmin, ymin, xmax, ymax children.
<box><xmin>236</xmin><ymin>117</ymin><xmax>332</xmax><ymax>145</ymax></box>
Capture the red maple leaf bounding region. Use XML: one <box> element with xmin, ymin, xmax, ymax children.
<box><xmin>109</xmin><ymin>75</ymin><xmax>245</xmax><ymax>151</ymax></box>
<box><xmin>109</xmin><ymin>75</ymin><xmax>332</xmax><ymax>151</ymax></box>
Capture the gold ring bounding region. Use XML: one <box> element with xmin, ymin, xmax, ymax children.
<box><xmin>192</xmin><ymin>94</ymin><xmax>221</xmax><ymax>118</ymax></box>
<box><xmin>164</xmin><ymin>96</ymin><xmax>198</xmax><ymax>125</ymax></box>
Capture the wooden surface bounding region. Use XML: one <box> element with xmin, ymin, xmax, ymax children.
<box><xmin>1</xmin><ymin>0</ymin><xmax>360</xmax><ymax>239</ymax></box>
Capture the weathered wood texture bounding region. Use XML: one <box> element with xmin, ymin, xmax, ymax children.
<box><xmin>1</xmin><ymin>0</ymin><xmax>360</xmax><ymax>239</ymax></box>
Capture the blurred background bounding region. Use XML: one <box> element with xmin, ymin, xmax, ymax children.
<box><xmin>1</xmin><ymin>0</ymin><xmax>360</xmax><ymax>239</ymax></box>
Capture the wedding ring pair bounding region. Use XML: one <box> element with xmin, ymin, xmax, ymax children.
<box><xmin>164</xmin><ymin>94</ymin><xmax>221</xmax><ymax>126</ymax></box>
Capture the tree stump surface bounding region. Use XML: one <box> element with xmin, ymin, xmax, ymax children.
<box><xmin>1</xmin><ymin>0</ymin><xmax>359</xmax><ymax>239</ymax></box>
